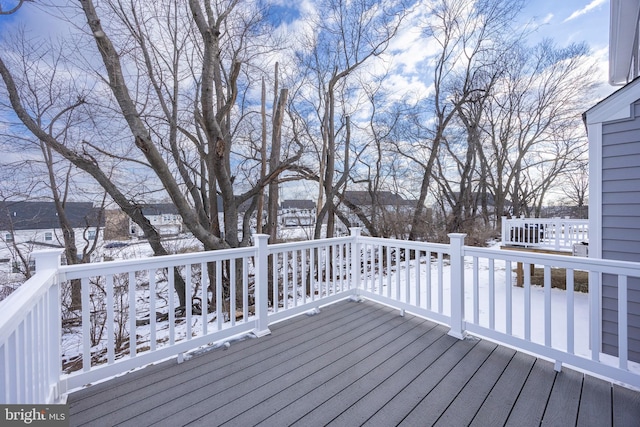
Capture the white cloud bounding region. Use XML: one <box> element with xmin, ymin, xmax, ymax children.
<box><xmin>563</xmin><ymin>0</ymin><xmax>607</xmax><ymax>23</ymax></box>
<box><xmin>542</xmin><ymin>13</ymin><xmax>554</xmax><ymax>25</ymax></box>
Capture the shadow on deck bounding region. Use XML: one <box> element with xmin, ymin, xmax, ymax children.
<box><xmin>67</xmin><ymin>299</ymin><xmax>640</xmax><ymax>426</ymax></box>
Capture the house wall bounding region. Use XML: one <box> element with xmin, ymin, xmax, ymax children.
<box><xmin>0</xmin><ymin>227</ymin><xmax>103</xmax><ymax>273</ymax></box>
<box><xmin>3</xmin><ymin>228</ymin><xmax>100</xmax><ymax>248</ymax></box>
<box><xmin>600</xmin><ymin>99</ymin><xmax>640</xmax><ymax>362</ymax></box>
<box><xmin>130</xmin><ymin>214</ymin><xmax>183</xmax><ymax>237</ymax></box>
<box><xmin>280</xmin><ymin>210</ymin><xmax>315</xmax><ymax>227</ymax></box>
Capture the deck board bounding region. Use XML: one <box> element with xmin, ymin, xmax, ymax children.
<box><xmin>105</xmin><ymin>302</ymin><xmax>394</xmax><ymax>426</ymax></box>
<box><xmin>361</xmin><ymin>335</ymin><xmax>480</xmax><ymax>426</ymax></box>
<box><xmin>233</xmin><ymin>317</ymin><xmax>438</xmax><ymax>425</ymax></box>
<box><xmin>327</xmin><ymin>330</ymin><xmax>457</xmax><ymax>426</ymax></box>
<box><xmin>185</xmin><ymin>306</ymin><xmax>422</xmax><ymax>426</ymax></box>
<box><xmin>468</xmin><ymin>350</ymin><xmax>535</xmax><ymax>426</ymax></box>
<box><xmin>66</xmin><ymin>298</ymin><xmax>640</xmax><ymax>427</ymax></box>
<box><xmin>433</xmin><ymin>345</ymin><xmax>516</xmax><ymax>426</ymax></box>
<box><xmin>504</xmin><ymin>358</ymin><xmax>557</xmax><ymax>426</ymax></box>
<box><xmin>612</xmin><ymin>384</ymin><xmax>640</xmax><ymax>426</ymax></box>
<box><xmin>577</xmin><ymin>375</ymin><xmax>612</xmax><ymax>427</ymax></box>
<box><xmin>542</xmin><ymin>367</ymin><xmax>583</xmax><ymax>426</ymax></box>
<box><xmin>70</xmin><ymin>300</ymin><xmax>383</xmax><ymax>425</ymax></box>
<box><xmin>399</xmin><ymin>339</ymin><xmax>498</xmax><ymax>426</ymax></box>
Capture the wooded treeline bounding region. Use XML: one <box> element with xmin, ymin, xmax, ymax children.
<box><xmin>0</xmin><ymin>0</ymin><xmax>598</xmax><ymax>252</ymax></box>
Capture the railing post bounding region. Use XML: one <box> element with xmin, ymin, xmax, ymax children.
<box><xmin>32</xmin><ymin>249</ymin><xmax>64</xmax><ymax>272</ymax></box>
<box><xmin>501</xmin><ymin>216</ymin><xmax>507</xmax><ymax>246</ymax></box>
<box><xmin>32</xmin><ymin>249</ymin><xmax>63</xmax><ymax>402</ymax></box>
<box><xmin>253</xmin><ymin>234</ymin><xmax>271</xmax><ymax>337</ymax></box>
<box><xmin>350</xmin><ymin>227</ymin><xmax>362</xmax><ymax>299</ymax></box>
<box><xmin>448</xmin><ymin>233</ymin><xmax>467</xmax><ymax>339</ymax></box>
<box><xmin>555</xmin><ymin>217</ymin><xmax>561</xmax><ymax>251</ymax></box>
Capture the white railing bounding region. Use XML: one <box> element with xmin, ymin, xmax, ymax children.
<box><xmin>355</xmin><ymin>233</ymin><xmax>639</xmax><ymax>389</ymax></box>
<box><xmin>501</xmin><ymin>216</ymin><xmax>589</xmax><ymax>250</ymax></box>
<box><xmin>461</xmin><ymin>245</ymin><xmax>637</xmax><ymax>387</ymax></box>
<box><xmin>267</xmin><ymin>236</ymin><xmax>355</xmax><ymax>324</ymax></box>
<box><xmin>0</xmin><ymin>250</ymin><xmax>63</xmax><ymax>404</ymax></box>
<box><xmin>1</xmin><ymin>228</ymin><xmax>639</xmax><ymax>404</ymax></box>
<box><xmin>355</xmin><ymin>234</ymin><xmax>452</xmax><ymax>328</ymax></box>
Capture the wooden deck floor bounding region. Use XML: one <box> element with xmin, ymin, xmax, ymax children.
<box><xmin>67</xmin><ymin>299</ymin><xmax>640</xmax><ymax>427</ymax></box>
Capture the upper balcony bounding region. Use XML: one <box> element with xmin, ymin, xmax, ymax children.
<box><xmin>1</xmin><ymin>230</ymin><xmax>639</xmax><ymax>425</ymax></box>
<box><xmin>501</xmin><ymin>216</ymin><xmax>589</xmax><ymax>252</ymax></box>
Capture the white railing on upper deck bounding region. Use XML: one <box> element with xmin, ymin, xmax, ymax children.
<box><xmin>355</xmin><ymin>233</ymin><xmax>639</xmax><ymax>389</ymax></box>
<box><xmin>267</xmin><ymin>236</ymin><xmax>355</xmax><ymax>324</ymax></box>
<box><xmin>0</xmin><ymin>234</ymin><xmax>359</xmax><ymax>402</ymax></box>
<box><xmin>501</xmin><ymin>216</ymin><xmax>589</xmax><ymax>250</ymax></box>
<box><xmin>355</xmin><ymin>233</ymin><xmax>452</xmax><ymax>328</ymax></box>
<box><xmin>0</xmin><ymin>250</ymin><xmax>62</xmax><ymax>404</ymax></box>
<box><xmin>1</xmin><ymin>228</ymin><xmax>639</xmax><ymax>404</ymax></box>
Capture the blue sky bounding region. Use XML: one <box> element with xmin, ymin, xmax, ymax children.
<box><xmin>0</xmin><ymin>0</ymin><xmax>612</xmax><ymax>49</ymax></box>
<box><xmin>521</xmin><ymin>0</ymin><xmax>612</xmax><ymax>96</ymax></box>
<box><xmin>0</xmin><ymin>0</ymin><xmax>616</xmax><ymax>106</ymax></box>
<box><xmin>522</xmin><ymin>0</ymin><xmax>609</xmax><ymax>48</ymax></box>
<box><xmin>0</xmin><ymin>0</ymin><xmax>616</xmax><ymax>203</ymax></box>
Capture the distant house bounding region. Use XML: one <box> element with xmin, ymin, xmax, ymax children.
<box><xmin>344</xmin><ymin>190</ymin><xmax>416</xmax><ymax>210</ymax></box>
<box><xmin>128</xmin><ymin>203</ymin><xmax>183</xmax><ymax>237</ymax></box>
<box><xmin>584</xmin><ymin>1</ymin><xmax>640</xmax><ymax>363</ymax></box>
<box><xmin>279</xmin><ymin>200</ymin><xmax>316</xmax><ymax>227</ymax></box>
<box><xmin>0</xmin><ymin>201</ymin><xmax>103</xmax><ymax>273</ymax></box>
<box><xmin>340</xmin><ymin>191</ymin><xmax>418</xmax><ymax>234</ymax></box>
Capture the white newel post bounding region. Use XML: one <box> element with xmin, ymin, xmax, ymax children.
<box><xmin>32</xmin><ymin>249</ymin><xmax>64</xmax><ymax>401</ymax></box>
<box><xmin>253</xmin><ymin>234</ymin><xmax>271</xmax><ymax>337</ymax></box>
<box><xmin>33</xmin><ymin>249</ymin><xmax>63</xmax><ymax>272</ymax></box>
<box><xmin>350</xmin><ymin>228</ymin><xmax>362</xmax><ymax>298</ymax></box>
<box><xmin>448</xmin><ymin>233</ymin><xmax>467</xmax><ymax>339</ymax></box>
<box><xmin>501</xmin><ymin>216</ymin><xmax>507</xmax><ymax>246</ymax></box>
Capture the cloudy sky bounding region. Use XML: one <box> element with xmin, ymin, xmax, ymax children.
<box><xmin>0</xmin><ymin>0</ymin><xmax>616</xmax><ymax>203</ymax></box>
<box><xmin>521</xmin><ymin>0</ymin><xmax>612</xmax><ymax>93</ymax></box>
<box><xmin>0</xmin><ymin>0</ymin><xmax>615</xmax><ymax>91</ymax></box>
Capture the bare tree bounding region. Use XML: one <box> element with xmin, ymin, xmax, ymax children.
<box><xmin>0</xmin><ymin>13</ymin><xmax>192</xmax><ymax>304</ymax></box>
<box><xmin>0</xmin><ymin>0</ymin><xmax>310</xmax><ymax>310</ymax></box>
<box><xmin>0</xmin><ymin>29</ymin><xmax>102</xmax><ymax>303</ymax></box>
<box><xmin>401</xmin><ymin>0</ymin><xmax>524</xmax><ymax>240</ymax></box>
<box><xmin>0</xmin><ymin>0</ymin><xmax>29</xmax><ymax>15</ymax></box>
<box><xmin>290</xmin><ymin>0</ymin><xmax>410</xmax><ymax>239</ymax></box>
<box><xmin>562</xmin><ymin>160</ymin><xmax>589</xmax><ymax>218</ymax></box>
<box><xmin>338</xmin><ymin>72</ymin><xmax>408</xmax><ymax>238</ymax></box>
<box><xmin>264</xmin><ymin>64</ymin><xmax>289</xmax><ymax>243</ymax></box>
<box><xmin>482</xmin><ymin>39</ymin><xmax>598</xmax><ymax>223</ymax></box>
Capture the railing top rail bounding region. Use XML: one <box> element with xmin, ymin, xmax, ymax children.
<box><xmin>59</xmin><ymin>245</ymin><xmax>257</xmax><ymax>281</ymax></box>
<box><xmin>465</xmin><ymin>246</ymin><xmax>640</xmax><ymax>276</ymax></box>
<box><xmin>503</xmin><ymin>217</ymin><xmax>589</xmax><ymax>225</ymax></box>
<box><xmin>357</xmin><ymin>235</ymin><xmax>450</xmax><ymax>252</ymax></box>
<box><xmin>267</xmin><ymin>235</ymin><xmax>354</xmax><ymax>253</ymax></box>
